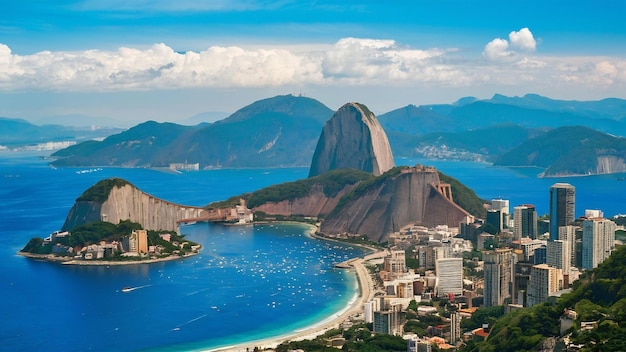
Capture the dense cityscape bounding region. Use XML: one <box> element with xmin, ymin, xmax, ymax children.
<box><xmin>303</xmin><ymin>182</ymin><xmax>622</xmax><ymax>351</ymax></box>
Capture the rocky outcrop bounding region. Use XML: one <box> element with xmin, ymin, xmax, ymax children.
<box><xmin>595</xmin><ymin>156</ymin><xmax>626</xmax><ymax>175</ymax></box>
<box><xmin>252</xmin><ymin>183</ymin><xmax>358</xmax><ymax>217</ymax></box>
<box><xmin>62</xmin><ymin>182</ymin><xmax>208</xmax><ymax>232</ymax></box>
<box><xmin>319</xmin><ymin>165</ymin><xmax>473</xmax><ymax>243</ymax></box>
<box><xmin>309</xmin><ymin>103</ymin><xmax>394</xmax><ymax>177</ymax></box>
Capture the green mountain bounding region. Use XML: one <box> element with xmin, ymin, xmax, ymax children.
<box><xmin>494</xmin><ymin>126</ymin><xmax>626</xmax><ymax>176</ymax></box>
<box><xmin>51</xmin><ymin>95</ymin><xmax>334</xmax><ymax>168</ymax></box>
<box><xmin>469</xmin><ymin>244</ymin><xmax>626</xmax><ymax>352</ymax></box>
<box><xmin>378</xmin><ymin>95</ymin><xmax>626</xmax><ymax>159</ymax></box>
<box><xmin>48</xmin><ymin>93</ymin><xmax>626</xmax><ymax>168</ymax></box>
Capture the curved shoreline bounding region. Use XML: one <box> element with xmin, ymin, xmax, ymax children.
<box><xmin>206</xmin><ymin>226</ymin><xmax>387</xmax><ymax>352</ymax></box>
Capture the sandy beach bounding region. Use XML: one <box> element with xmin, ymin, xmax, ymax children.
<box><xmin>208</xmin><ymin>249</ymin><xmax>388</xmax><ymax>352</ymax></box>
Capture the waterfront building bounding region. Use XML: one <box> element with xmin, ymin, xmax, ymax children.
<box><xmin>527</xmin><ymin>264</ymin><xmax>561</xmax><ymax>306</ymax></box>
<box><xmin>364</xmin><ymin>301</ymin><xmax>374</xmax><ymax>323</ymax></box>
<box><xmin>549</xmin><ymin>183</ymin><xmax>575</xmax><ymax>241</ymax></box>
<box><xmin>384</xmin><ymin>249</ymin><xmax>407</xmax><ymax>274</ymax></box>
<box><xmin>435</xmin><ymin>258</ymin><xmax>463</xmax><ymax>297</ymax></box>
<box><xmin>129</xmin><ymin>229</ymin><xmax>148</xmax><ymax>254</ymax></box>
<box><xmin>483</xmin><ymin>248</ymin><xmax>517</xmax><ymax>307</ymax></box>
<box><xmin>582</xmin><ymin>218</ymin><xmax>616</xmax><ymax>269</ymax></box>
<box><xmin>514</xmin><ymin>205</ymin><xmax>538</xmax><ymax>240</ymax></box>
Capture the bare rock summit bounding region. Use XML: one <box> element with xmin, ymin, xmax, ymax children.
<box><xmin>308</xmin><ymin>102</ymin><xmax>395</xmax><ymax>177</ymax></box>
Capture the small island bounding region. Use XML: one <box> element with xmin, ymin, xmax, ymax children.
<box><xmin>18</xmin><ymin>220</ymin><xmax>201</xmax><ymax>265</ymax></box>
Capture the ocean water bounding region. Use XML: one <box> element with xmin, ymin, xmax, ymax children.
<box><xmin>2</xmin><ymin>152</ymin><xmax>626</xmax><ymax>352</ymax></box>
<box><xmin>0</xmin><ymin>152</ymin><xmax>363</xmax><ymax>352</ymax></box>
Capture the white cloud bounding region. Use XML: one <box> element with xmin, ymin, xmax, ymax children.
<box><xmin>483</xmin><ymin>27</ymin><xmax>537</xmax><ymax>62</ymax></box>
<box><xmin>509</xmin><ymin>28</ymin><xmax>536</xmax><ymax>52</ymax></box>
<box><xmin>0</xmin><ymin>36</ymin><xmax>624</xmax><ymax>94</ymax></box>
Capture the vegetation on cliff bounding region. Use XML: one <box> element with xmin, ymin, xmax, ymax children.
<box><xmin>332</xmin><ymin>167</ymin><xmax>404</xmax><ymax>213</ymax></box>
<box><xmin>76</xmin><ymin>178</ymin><xmax>130</xmax><ymax>202</ymax></box>
<box><xmin>245</xmin><ymin>168</ymin><xmax>373</xmax><ymax>208</ymax></box>
<box><xmin>438</xmin><ymin>172</ymin><xmax>487</xmax><ymax>218</ymax></box>
<box><xmin>464</xmin><ymin>244</ymin><xmax>626</xmax><ymax>352</ymax></box>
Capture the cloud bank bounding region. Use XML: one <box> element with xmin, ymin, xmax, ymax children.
<box><xmin>0</xmin><ymin>30</ymin><xmax>624</xmax><ymax>92</ymax></box>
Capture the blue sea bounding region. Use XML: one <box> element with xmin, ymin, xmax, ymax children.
<box><xmin>2</xmin><ymin>152</ymin><xmax>626</xmax><ymax>352</ymax></box>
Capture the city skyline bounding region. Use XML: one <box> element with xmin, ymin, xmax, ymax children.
<box><xmin>1</xmin><ymin>1</ymin><xmax>625</xmax><ymax>126</ymax></box>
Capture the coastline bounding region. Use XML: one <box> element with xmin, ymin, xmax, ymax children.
<box><xmin>206</xmin><ymin>226</ymin><xmax>387</xmax><ymax>352</ymax></box>
<box><xmin>17</xmin><ymin>250</ymin><xmax>200</xmax><ymax>265</ymax></box>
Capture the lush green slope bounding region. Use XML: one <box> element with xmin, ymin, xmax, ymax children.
<box><xmin>51</xmin><ymin>95</ymin><xmax>334</xmax><ymax>168</ymax></box>
<box><xmin>52</xmin><ymin>121</ymin><xmax>194</xmax><ymax>167</ymax></box>
<box><xmin>466</xmin><ymin>244</ymin><xmax>626</xmax><ymax>352</ymax></box>
<box><xmin>244</xmin><ymin>168</ymin><xmax>373</xmax><ymax>208</ymax></box>
<box><xmin>494</xmin><ymin>126</ymin><xmax>626</xmax><ymax>176</ymax></box>
<box><xmin>438</xmin><ymin>172</ymin><xmax>487</xmax><ymax>218</ymax></box>
<box><xmin>76</xmin><ymin>178</ymin><xmax>130</xmax><ymax>202</ymax></box>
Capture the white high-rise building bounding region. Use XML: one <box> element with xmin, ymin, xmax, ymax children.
<box><xmin>547</xmin><ymin>239</ymin><xmax>570</xmax><ymax>273</ymax></box>
<box><xmin>558</xmin><ymin>225</ymin><xmax>577</xmax><ymax>268</ymax></box>
<box><xmin>528</xmin><ymin>264</ymin><xmax>561</xmax><ymax>306</ymax></box>
<box><xmin>582</xmin><ymin>218</ymin><xmax>616</xmax><ymax>269</ymax></box>
<box><xmin>435</xmin><ymin>257</ymin><xmax>463</xmax><ymax>297</ymax></box>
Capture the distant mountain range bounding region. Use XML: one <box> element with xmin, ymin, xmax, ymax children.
<box><xmin>51</xmin><ymin>95</ymin><xmax>332</xmax><ymax>168</ymax></box>
<box><xmin>9</xmin><ymin>93</ymin><xmax>625</xmax><ymax>177</ymax></box>
<box><xmin>0</xmin><ymin>117</ymin><xmax>123</xmax><ymax>148</ymax></box>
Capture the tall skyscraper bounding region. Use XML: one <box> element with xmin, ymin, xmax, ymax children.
<box><xmin>549</xmin><ymin>183</ymin><xmax>575</xmax><ymax>241</ymax></box>
<box><xmin>514</xmin><ymin>205</ymin><xmax>538</xmax><ymax>240</ymax></box>
<box><xmin>582</xmin><ymin>218</ymin><xmax>616</xmax><ymax>269</ymax></box>
<box><xmin>483</xmin><ymin>248</ymin><xmax>517</xmax><ymax>307</ymax></box>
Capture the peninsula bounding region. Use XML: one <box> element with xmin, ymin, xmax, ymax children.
<box><xmin>19</xmin><ymin>220</ymin><xmax>202</xmax><ymax>265</ymax></box>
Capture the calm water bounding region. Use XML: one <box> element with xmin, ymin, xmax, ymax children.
<box><xmin>2</xmin><ymin>152</ymin><xmax>626</xmax><ymax>351</ymax></box>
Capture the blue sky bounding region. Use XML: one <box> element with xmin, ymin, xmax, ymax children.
<box><xmin>1</xmin><ymin>1</ymin><xmax>625</xmax><ymax>126</ymax></box>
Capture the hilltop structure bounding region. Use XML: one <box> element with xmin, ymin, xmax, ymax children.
<box><xmin>309</xmin><ymin>102</ymin><xmax>394</xmax><ymax>177</ymax></box>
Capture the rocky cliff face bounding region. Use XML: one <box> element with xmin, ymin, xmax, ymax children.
<box><xmin>595</xmin><ymin>156</ymin><xmax>626</xmax><ymax>175</ymax></box>
<box><xmin>252</xmin><ymin>184</ymin><xmax>358</xmax><ymax>217</ymax></box>
<box><xmin>62</xmin><ymin>183</ymin><xmax>207</xmax><ymax>232</ymax></box>
<box><xmin>319</xmin><ymin>166</ymin><xmax>472</xmax><ymax>243</ymax></box>
<box><xmin>308</xmin><ymin>103</ymin><xmax>395</xmax><ymax>177</ymax></box>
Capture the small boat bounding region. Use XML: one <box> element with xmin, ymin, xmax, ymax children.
<box><xmin>121</xmin><ymin>287</ymin><xmax>132</xmax><ymax>292</ymax></box>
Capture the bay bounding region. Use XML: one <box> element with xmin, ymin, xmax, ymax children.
<box><xmin>0</xmin><ymin>152</ymin><xmax>363</xmax><ymax>352</ymax></box>
<box><xmin>2</xmin><ymin>152</ymin><xmax>626</xmax><ymax>351</ymax></box>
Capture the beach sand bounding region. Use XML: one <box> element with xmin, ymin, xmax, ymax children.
<box><xmin>208</xmin><ymin>250</ymin><xmax>388</xmax><ymax>352</ymax></box>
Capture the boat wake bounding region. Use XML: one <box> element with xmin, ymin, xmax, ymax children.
<box><xmin>120</xmin><ymin>284</ymin><xmax>152</xmax><ymax>293</ymax></box>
